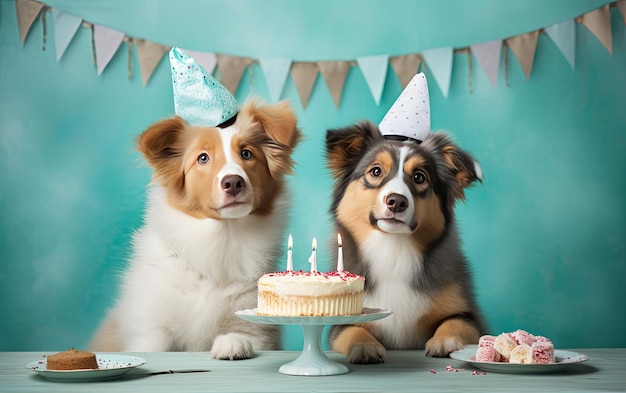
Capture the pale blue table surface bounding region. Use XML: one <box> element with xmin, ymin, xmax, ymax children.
<box><xmin>3</xmin><ymin>349</ymin><xmax>625</xmax><ymax>392</ymax></box>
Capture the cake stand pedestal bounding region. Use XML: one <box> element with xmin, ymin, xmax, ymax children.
<box><xmin>234</xmin><ymin>308</ymin><xmax>392</xmax><ymax>376</ymax></box>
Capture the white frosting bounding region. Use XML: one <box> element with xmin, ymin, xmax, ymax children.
<box><xmin>258</xmin><ymin>271</ymin><xmax>364</xmax><ymax>297</ymax></box>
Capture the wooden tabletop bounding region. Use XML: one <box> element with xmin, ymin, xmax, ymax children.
<box><xmin>3</xmin><ymin>349</ymin><xmax>625</xmax><ymax>392</ymax></box>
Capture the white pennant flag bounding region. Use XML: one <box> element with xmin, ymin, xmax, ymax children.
<box><xmin>545</xmin><ymin>19</ymin><xmax>576</xmax><ymax>71</ymax></box>
<box><xmin>421</xmin><ymin>47</ymin><xmax>454</xmax><ymax>98</ymax></box>
<box><xmin>180</xmin><ymin>49</ymin><xmax>217</xmax><ymax>75</ymax></box>
<box><xmin>470</xmin><ymin>40</ymin><xmax>502</xmax><ymax>88</ymax></box>
<box><xmin>52</xmin><ymin>8</ymin><xmax>83</xmax><ymax>61</ymax></box>
<box><xmin>259</xmin><ymin>58</ymin><xmax>292</xmax><ymax>103</ymax></box>
<box><xmin>357</xmin><ymin>54</ymin><xmax>389</xmax><ymax>105</ymax></box>
<box><xmin>94</xmin><ymin>24</ymin><xmax>125</xmax><ymax>75</ymax></box>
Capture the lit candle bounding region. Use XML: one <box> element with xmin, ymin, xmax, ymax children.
<box><xmin>337</xmin><ymin>233</ymin><xmax>344</xmax><ymax>272</ymax></box>
<box><xmin>308</xmin><ymin>237</ymin><xmax>317</xmax><ymax>272</ymax></box>
<box><xmin>287</xmin><ymin>234</ymin><xmax>293</xmax><ymax>271</ymax></box>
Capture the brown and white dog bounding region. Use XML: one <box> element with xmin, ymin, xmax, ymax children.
<box><xmin>89</xmin><ymin>99</ymin><xmax>301</xmax><ymax>359</ymax></box>
<box><xmin>325</xmin><ymin>121</ymin><xmax>486</xmax><ymax>363</ymax></box>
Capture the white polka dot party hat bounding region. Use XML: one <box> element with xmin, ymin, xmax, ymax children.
<box><xmin>170</xmin><ymin>47</ymin><xmax>239</xmax><ymax>127</ymax></box>
<box><xmin>378</xmin><ymin>72</ymin><xmax>430</xmax><ymax>142</ymax></box>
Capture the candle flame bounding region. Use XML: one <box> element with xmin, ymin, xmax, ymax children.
<box><xmin>337</xmin><ymin>233</ymin><xmax>342</xmax><ymax>247</ymax></box>
<box><xmin>288</xmin><ymin>234</ymin><xmax>293</xmax><ymax>250</ymax></box>
<box><xmin>312</xmin><ymin>237</ymin><xmax>317</xmax><ymax>250</ymax></box>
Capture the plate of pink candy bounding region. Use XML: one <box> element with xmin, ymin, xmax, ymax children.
<box><xmin>449</xmin><ymin>329</ymin><xmax>588</xmax><ymax>373</ymax></box>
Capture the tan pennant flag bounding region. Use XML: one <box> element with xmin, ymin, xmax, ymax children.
<box><xmin>390</xmin><ymin>54</ymin><xmax>422</xmax><ymax>89</ymax></box>
<box><xmin>135</xmin><ymin>39</ymin><xmax>170</xmax><ymax>85</ymax></box>
<box><xmin>318</xmin><ymin>61</ymin><xmax>351</xmax><ymax>109</ymax></box>
<box><xmin>506</xmin><ymin>30</ymin><xmax>540</xmax><ymax>80</ymax></box>
<box><xmin>290</xmin><ymin>62</ymin><xmax>318</xmax><ymax>109</ymax></box>
<box><xmin>16</xmin><ymin>0</ymin><xmax>45</xmax><ymax>44</ymax></box>
<box><xmin>216</xmin><ymin>54</ymin><xmax>250</xmax><ymax>95</ymax></box>
<box><xmin>582</xmin><ymin>4</ymin><xmax>612</xmax><ymax>54</ymax></box>
<box><xmin>618</xmin><ymin>1</ymin><xmax>626</xmax><ymax>25</ymax></box>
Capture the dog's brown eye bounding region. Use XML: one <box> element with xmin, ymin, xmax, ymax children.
<box><xmin>197</xmin><ymin>153</ymin><xmax>210</xmax><ymax>164</ymax></box>
<box><xmin>370</xmin><ymin>166</ymin><xmax>382</xmax><ymax>177</ymax></box>
<box><xmin>241</xmin><ymin>149</ymin><xmax>253</xmax><ymax>160</ymax></box>
<box><xmin>413</xmin><ymin>170</ymin><xmax>426</xmax><ymax>184</ymax></box>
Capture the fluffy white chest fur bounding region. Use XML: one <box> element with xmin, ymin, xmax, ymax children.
<box><xmin>114</xmin><ymin>186</ymin><xmax>287</xmax><ymax>351</ymax></box>
<box><xmin>361</xmin><ymin>231</ymin><xmax>431</xmax><ymax>349</ymax></box>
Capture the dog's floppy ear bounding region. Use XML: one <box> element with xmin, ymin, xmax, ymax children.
<box><xmin>422</xmin><ymin>132</ymin><xmax>481</xmax><ymax>201</ymax></box>
<box><xmin>246</xmin><ymin>100</ymin><xmax>302</xmax><ymax>176</ymax></box>
<box><xmin>136</xmin><ymin>116</ymin><xmax>188</xmax><ymax>190</ymax></box>
<box><xmin>325</xmin><ymin>121</ymin><xmax>383</xmax><ymax>180</ymax></box>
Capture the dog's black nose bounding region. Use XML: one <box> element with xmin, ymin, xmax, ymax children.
<box><xmin>221</xmin><ymin>175</ymin><xmax>245</xmax><ymax>196</ymax></box>
<box><xmin>385</xmin><ymin>193</ymin><xmax>408</xmax><ymax>214</ymax></box>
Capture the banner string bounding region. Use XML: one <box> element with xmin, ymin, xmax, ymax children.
<box><xmin>40</xmin><ymin>8</ymin><xmax>46</xmax><ymax>51</ymax></box>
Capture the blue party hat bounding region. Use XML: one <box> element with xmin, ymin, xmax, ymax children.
<box><xmin>169</xmin><ymin>47</ymin><xmax>238</xmax><ymax>127</ymax></box>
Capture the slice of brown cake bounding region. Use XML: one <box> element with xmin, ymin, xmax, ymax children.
<box><xmin>46</xmin><ymin>348</ymin><xmax>99</xmax><ymax>370</ymax></box>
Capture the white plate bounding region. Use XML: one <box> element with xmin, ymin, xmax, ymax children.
<box><xmin>26</xmin><ymin>354</ymin><xmax>147</xmax><ymax>382</ymax></box>
<box><xmin>449</xmin><ymin>345</ymin><xmax>588</xmax><ymax>374</ymax></box>
<box><xmin>235</xmin><ymin>307</ymin><xmax>392</xmax><ymax>325</ymax></box>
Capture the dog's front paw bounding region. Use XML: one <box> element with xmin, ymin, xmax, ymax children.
<box><xmin>347</xmin><ymin>342</ymin><xmax>387</xmax><ymax>364</ymax></box>
<box><xmin>211</xmin><ymin>333</ymin><xmax>254</xmax><ymax>360</ymax></box>
<box><xmin>425</xmin><ymin>336</ymin><xmax>464</xmax><ymax>357</ymax></box>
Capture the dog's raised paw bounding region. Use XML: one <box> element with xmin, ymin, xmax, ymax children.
<box><xmin>347</xmin><ymin>342</ymin><xmax>387</xmax><ymax>364</ymax></box>
<box><xmin>211</xmin><ymin>333</ymin><xmax>254</xmax><ymax>360</ymax></box>
<box><xmin>425</xmin><ymin>336</ymin><xmax>464</xmax><ymax>358</ymax></box>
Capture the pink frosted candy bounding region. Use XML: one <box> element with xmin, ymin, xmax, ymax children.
<box><xmin>475</xmin><ymin>346</ymin><xmax>496</xmax><ymax>362</ymax></box>
<box><xmin>534</xmin><ymin>335</ymin><xmax>552</xmax><ymax>343</ymax></box>
<box><xmin>510</xmin><ymin>329</ymin><xmax>536</xmax><ymax>346</ymax></box>
<box><xmin>478</xmin><ymin>335</ymin><xmax>496</xmax><ymax>348</ymax></box>
<box><xmin>532</xmin><ymin>341</ymin><xmax>555</xmax><ymax>364</ymax></box>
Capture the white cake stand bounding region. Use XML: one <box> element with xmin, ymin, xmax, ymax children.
<box><xmin>235</xmin><ymin>308</ymin><xmax>392</xmax><ymax>376</ymax></box>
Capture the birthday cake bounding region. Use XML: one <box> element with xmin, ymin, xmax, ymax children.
<box><xmin>46</xmin><ymin>348</ymin><xmax>99</xmax><ymax>370</ymax></box>
<box><xmin>475</xmin><ymin>329</ymin><xmax>556</xmax><ymax>364</ymax></box>
<box><xmin>257</xmin><ymin>270</ymin><xmax>365</xmax><ymax>316</ymax></box>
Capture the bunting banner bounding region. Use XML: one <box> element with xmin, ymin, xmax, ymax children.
<box><xmin>135</xmin><ymin>39</ymin><xmax>170</xmax><ymax>85</ymax></box>
<box><xmin>16</xmin><ymin>0</ymin><xmax>43</xmax><ymax>44</ymax></box>
<box><xmin>470</xmin><ymin>40</ymin><xmax>502</xmax><ymax>88</ymax></box>
<box><xmin>12</xmin><ymin>0</ymin><xmax>626</xmax><ymax>109</ymax></box>
<box><xmin>180</xmin><ymin>49</ymin><xmax>217</xmax><ymax>75</ymax></box>
<box><xmin>356</xmin><ymin>54</ymin><xmax>389</xmax><ymax>105</ymax></box>
<box><xmin>506</xmin><ymin>31</ymin><xmax>540</xmax><ymax>80</ymax></box>
<box><xmin>618</xmin><ymin>0</ymin><xmax>626</xmax><ymax>23</ymax></box>
<box><xmin>216</xmin><ymin>54</ymin><xmax>250</xmax><ymax>94</ymax></box>
<box><xmin>390</xmin><ymin>54</ymin><xmax>422</xmax><ymax>89</ymax></box>
<box><xmin>421</xmin><ymin>47</ymin><xmax>454</xmax><ymax>98</ymax></box>
<box><xmin>93</xmin><ymin>24</ymin><xmax>125</xmax><ymax>75</ymax></box>
<box><xmin>318</xmin><ymin>61</ymin><xmax>351</xmax><ymax>109</ymax></box>
<box><xmin>582</xmin><ymin>4</ymin><xmax>613</xmax><ymax>54</ymax></box>
<box><xmin>545</xmin><ymin>20</ymin><xmax>576</xmax><ymax>71</ymax></box>
<box><xmin>51</xmin><ymin>8</ymin><xmax>81</xmax><ymax>61</ymax></box>
<box><xmin>290</xmin><ymin>62</ymin><xmax>318</xmax><ymax>109</ymax></box>
<box><xmin>259</xmin><ymin>58</ymin><xmax>292</xmax><ymax>103</ymax></box>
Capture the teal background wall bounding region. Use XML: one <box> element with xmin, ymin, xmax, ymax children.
<box><xmin>1</xmin><ymin>0</ymin><xmax>625</xmax><ymax>352</ymax></box>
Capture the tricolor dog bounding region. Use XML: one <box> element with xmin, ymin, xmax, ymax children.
<box><xmin>326</xmin><ymin>74</ymin><xmax>486</xmax><ymax>363</ymax></box>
